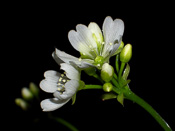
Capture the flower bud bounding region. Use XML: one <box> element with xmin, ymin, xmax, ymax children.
<box><xmin>101</xmin><ymin>63</ymin><xmax>114</xmax><ymax>82</ymax></box>
<box><xmin>21</xmin><ymin>87</ymin><xmax>34</xmax><ymax>101</ymax></box>
<box><xmin>29</xmin><ymin>82</ymin><xmax>39</xmax><ymax>97</ymax></box>
<box><xmin>15</xmin><ymin>98</ymin><xmax>29</xmax><ymax>111</ymax></box>
<box><xmin>103</xmin><ymin>83</ymin><xmax>113</xmax><ymax>92</ymax></box>
<box><xmin>120</xmin><ymin>44</ymin><xmax>132</xmax><ymax>63</ymax></box>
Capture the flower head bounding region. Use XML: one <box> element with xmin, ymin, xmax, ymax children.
<box><xmin>40</xmin><ymin>63</ymin><xmax>82</xmax><ymax>111</ymax></box>
<box><xmin>53</xmin><ymin>16</ymin><xmax>124</xmax><ymax>69</ymax></box>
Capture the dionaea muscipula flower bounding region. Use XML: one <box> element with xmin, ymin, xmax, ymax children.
<box><xmin>52</xmin><ymin>16</ymin><xmax>124</xmax><ymax>69</ymax></box>
<box><xmin>40</xmin><ymin>63</ymin><xmax>83</xmax><ymax>111</ymax></box>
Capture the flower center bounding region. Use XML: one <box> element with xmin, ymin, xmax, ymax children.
<box><xmin>57</xmin><ymin>72</ymin><xmax>69</xmax><ymax>93</ymax></box>
<box><xmin>94</xmin><ymin>56</ymin><xmax>104</xmax><ymax>68</ymax></box>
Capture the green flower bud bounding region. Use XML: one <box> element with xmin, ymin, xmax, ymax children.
<box><xmin>29</xmin><ymin>82</ymin><xmax>39</xmax><ymax>97</ymax></box>
<box><xmin>120</xmin><ymin>44</ymin><xmax>132</xmax><ymax>63</ymax></box>
<box><xmin>101</xmin><ymin>63</ymin><xmax>114</xmax><ymax>82</ymax></box>
<box><xmin>21</xmin><ymin>87</ymin><xmax>34</xmax><ymax>101</ymax></box>
<box><xmin>103</xmin><ymin>83</ymin><xmax>113</xmax><ymax>92</ymax></box>
<box><xmin>15</xmin><ymin>98</ymin><xmax>29</xmax><ymax>111</ymax></box>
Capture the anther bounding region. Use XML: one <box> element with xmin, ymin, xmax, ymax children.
<box><xmin>59</xmin><ymin>77</ymin><xmax>62</xmax><ymax>82</ymax></box>
<box><xmin>62</xmin><ymin>79</ymin><xmax>66</xmax><ymax>83</ymax></box>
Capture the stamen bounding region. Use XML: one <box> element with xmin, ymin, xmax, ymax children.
<box><xmin>89</xmin><ymin>45</ymin><xmax>92</xmax><ymax>48</ymax></box>
<box><xmin>97</xmin><ymin>64</ymin><xmax>100</xmax><ymax>67</ymax></box>
<box><xmin>62</xmin><ymin>79</ymin><xmax>66</xmax><ymax>83</ymax></box>
<box><xmin>78</xmin><ymin>58</ymin><xmax>82</xmax><ymax>61</ymax></box>
<box><xmin>61</xmin><ymin>74</ymin><xmax>64</xmax><ymax>77</ymax></box>
<box><xmin>57</xmin><ymin>87</ymin><xmax>61</xmax><ymax>91</ymax></box>
<box><xmin>109</xmin><ymin>43</ymin><xmax>113</xmax><ymax>46</ymax></box>
<box><xmin>59</xmin><ymin>77</ymin><xmax>62</xmax><ymax>82</ymax></box>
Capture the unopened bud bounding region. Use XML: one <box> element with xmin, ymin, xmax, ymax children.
<box><xmin>15</xmin><ymin>98</ymin><xmax>29</xmax><ymax>111</ymax></box>
<box><xmin>101</xmin><ymin>63</ymin><xmax>114</xmax><ymax>82</ymax></box>
<box><xmin>29</xmin><ymin>82</ymin><xmax>39</xmax><ymax>97</ymax></box>
<box><xmin>103</xmin><ymin>83</ymin><xmax>113</xmax><ymax>92</ymax></box>
<box><xmin>21</xmin><ymin>87</ymin><xmax>34</xmax><ymax>101</ymax></box>
<box><xmin>120</xmin><ymin>44</ymin><xmax>132</xmax><ymax>63</ymax></box>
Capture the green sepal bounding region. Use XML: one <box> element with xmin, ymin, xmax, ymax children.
<box><xmin>121</xmin><ymin>80</ymin><xmax>131</xmax><ymax>88</ymax></box>
<box><xmin>101</xmin><ymin>93</ymin><xmax>117</xmax><ymax>101</ymax></box>
<box><xmin>72</xmin><ymin>93</ymin><xmax>76</xmax><ymax>105</ymax></box>
<box><xmin>117</xmin><ymin>93</ymin><xmax>124</xmax><ymax>106</ymax></box>
<box><xmin>78</xmin><ymin>81</ymin><xmax>85</xmax><ymax>90</ymax></box>
<box><xmin>122</xmin><ymin>63</ymin><xmax>130</xmax><ymax>80</ymax></box>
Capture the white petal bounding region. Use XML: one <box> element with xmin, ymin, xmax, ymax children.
<box><xmin>68</xmin><ymin>30</ymin><xmax>94</xmax><ymax>59</ymax></box>
<box><xmin>44</xmin><ymin>70</ymin><xmax>61</xmax><ymax>82</ymax></box>
<box><xmin>76</xmin><ymin>24</ymin><xmax>97</xmax><ymax>52</ymax></box>
<box><xmin>64</xmin><ymin>80</ymin><xmax>79</xmax><ymax>97</ymax></box>
<box><xmin>103</xmin><ymin>16</ymin><xmax>124</xmax><ymax>44</ymax></box>
<box><xmin>54</xmin><ymin>48</ymin><xmax>93</xmax><ymax>69</ymax></box>
<box><xmin>52</xmin><ymin>51</ymin><xmax>64</xmax><ymax>65</ymax></box>
<box><xmin>88</xmin><ymin>22</ymin><xmax>103</xmax><ymax>43</ymax></box>
<box><xmin>60</xmin><ymin>63</ymin><xmax>80</xmax><ymax>80</ymax></box>
<box><xmin>41</xmin><ymin>98</ymin><xmax>70</xmax><ymax>111</ymax></box>
<box><xmin>54</xmin><ymin>48</ymin><xmax>81</xmax><ymax>64</ymax></box>
<box><xmin>102</xmin><ymin>16</ymin><xmax>124</xmax><ymax>57</ymax></box>
<box><xmin>40</xmin><ymin>70</ymin><xmax>60</xmax><ymax>93</ymax></box>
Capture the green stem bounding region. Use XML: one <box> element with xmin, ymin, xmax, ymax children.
<box><xmin>48</xmin><ymin>114</ymin><xmax>79</xmax><ymax>131</ymax></box>
<box><xmin>115</xmin><ymin>55</ymin><xmax>120</xmax><ymax>73</ymax></box>
<box><xmin>123</xmin><ymin>90</ymin><xmax>172</xmax><ymax>131</ymax></box>
<box><xmin>118</xmin><ymin>62</ymin><xmax>125</xmax><ymax>80</ymax></box>
<box><xmin>84</xmin><ymin>85</ymin><xmax>103</xmax><ymax>90</ymax></box>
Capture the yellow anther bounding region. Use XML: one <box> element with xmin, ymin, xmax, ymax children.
<box><xmin>61</xmin><ymin>74</ymin><xmax>64</xmax><ymax>77</ymax></box>
<box><xmin>57</xmin><ymin>88</ymin><xmax>61</xmax><ymax>91</ymax></box>
<box><xmin>109</xmin><ymin>43</ymin><xmax>113</xmax><ymax>46</ymax></box>
<box><xmin>78</xmin><ymin>58</ymin><xmax>82</xmax><ymax>61</ymax></box>
<box><xmin>59</xmin><ymin>77</ymin><xmax>62</xmax><ymax>82</ymax></box>
<box><xmin>63</xmin><ymin>79</ymin><xmax>66</xmax><ymax>83</ymax></box>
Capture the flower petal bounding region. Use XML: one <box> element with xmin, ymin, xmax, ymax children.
<box><xmin>54</xmin><ymin>48</ymin><xmax>92</xmax><ymax>69</ymax></box>
<box><xmin>60</xmin><ymin>63</ymin><xmax>80</xmax><ymax>80</ymax></box>
<box><xmin>102</xmin><ymin>16</ymin><xmax>124</xmax><ymax>57</ymax></box>
<box><xmin>41</xmin><ymin>98</ymin><xmax>70</xmax><ymax>111</ymax></box>
<box><xmin>88</xmin><ymin>22</ymin><xmax>103</xmax><ymax>44</ymax></box>
<box><xmin>68</xmin><ymin>30</ymin><xmax>94</xmax><ymax>59</ymax></box>
<box><xmin>52</xmin><ymin>51</ymin><xmax>64</xmax><ymax>65</ymax></box>
<box><xmin>103</xmin><ymin>16</ymin><xmax>124</xmax><ymax>44</ymax></box>
<box><xmin>40</xmin><ymin>70</ymin><xmax>60</xmax><ymax>93</ymax></box>
<box><xmin>76</xmin><ymin>24</ymin><xmax>97</xmax><ymax>53</ymax></box>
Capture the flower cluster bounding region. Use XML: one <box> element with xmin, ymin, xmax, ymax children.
<box><xmin>40</xmin><ymin>16</ymin><xmax>125</xmax><ymax>111</ymax></box>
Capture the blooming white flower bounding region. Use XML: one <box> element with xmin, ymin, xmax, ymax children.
<box><xmin>40</xmin><ymin>63</ymin><xmax>81</xmax><ymax>111</ymax></box>
<box><xmin>53</xmin><ymin>16</ymin><xmax>124</xmax><ymax>69</ymax></box>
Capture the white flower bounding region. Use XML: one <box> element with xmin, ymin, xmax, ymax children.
<box><xmin>40</xmin><ymin>63</ymin><xmax>81</xmax><ymax>111</ymax></box>
<box><xmin>53</xmin><ymin>16</ymin><xmax>124</xmax><ymax>69</ymax></box>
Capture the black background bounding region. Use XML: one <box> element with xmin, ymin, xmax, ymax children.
<box><xmin>3</xmin><ymin>2</ymin><xmax>175</xmax><ymax>131</ymax></box>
